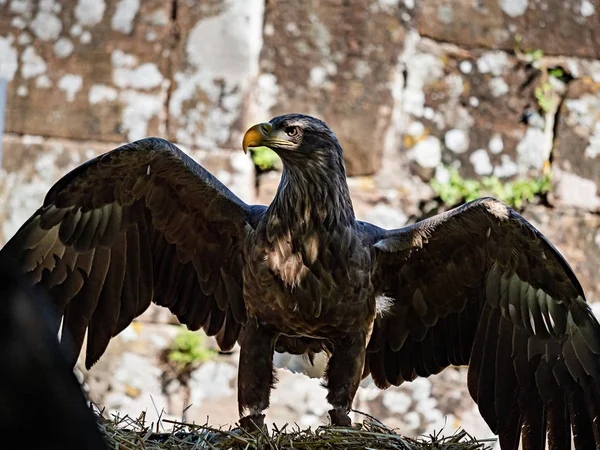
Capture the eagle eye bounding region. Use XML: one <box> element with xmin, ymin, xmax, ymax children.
<box><xmin>284</xmin><ymin>126</ymin><xmax>300</xmax><ymax>137</ymax></box>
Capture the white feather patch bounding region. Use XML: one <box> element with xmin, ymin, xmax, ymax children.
<box><xmin>376</xmin><ymin>295</ymin><xmax>394</xmax><ymax>317</ymax></box>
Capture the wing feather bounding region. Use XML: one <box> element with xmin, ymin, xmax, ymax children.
<box><xmin>546</xmin><ymin>395</ymin><xmax>571</xmax><ymax>449</ymax></box>
<box><xmin>86</xmin><ymin>232</ymin><xmax>128</xmax><ymax>367</ymax></box>
<box><xmin>216</xmin><ymin>309</ymin><xmax>242</xmax><ymax>351</ymax></box>
<box><xmin>61</xmin><ymin>247</ymin><xmax>110</xmax><ymax>365</ymax></box>
<box><xmin>1</xmin><ymin>138</ymin><xmax>259</xmax><ymax>369</ymax></box>
<box><xmin>114</xmin><ymin>225</ymin><xmax>141</xmax><ymax>336</ymax></box>
<box><xmin>367</xmin><ymin>197</ymin><xmax>600</xmax><ymax>450</ymax></box>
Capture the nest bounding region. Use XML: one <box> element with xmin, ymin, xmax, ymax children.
<box><xmin>96</xmin><ymin>407</ymin><xmax>496</xmax><ymax>450</ymax></box>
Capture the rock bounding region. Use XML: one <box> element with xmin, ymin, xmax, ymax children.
<box><xmin>552</xmin><ymin>79</ymin><xmax>600</xmax><ymax>210</ymax></box>
<box><xmin>188</xmin><ymin>360</ymin><xmax>237</xmax><ymax>404</ymax></box>
<box><xmin>136</xmin><ymin>303</ymin><xmax>181</xmax><ymax>326</ymax></box>
<box><xmin>397</xmin><ymin>36</ymin><xmax>553</xmax><ymax>183</ymax></box>
<box><xmin>268</xmin><ymin>370</ymin><xmax>330</xmax><ymax>427</ymax></box>
<box><xmin>252</xmin><ymin>0</ymin><xmax>407</xmax><ymax>176</ymax></box>
<box><xmin>167</xmin><ymin>0</ymin><xmax>264</xmax><ymax>149</ymax></box>
<box><xmin>358</xmin><ymin>202</ymin><xmax>408</xmax><ymax>230</ymax></box>
<box><xmin>1</xmin><ymin>0</ymin><xmax>172</xmax><ymax>141</ymax></box>
<box><xmin>553</xmin><ymin>169</ymin><xmax>600</xmax><ymax>211</ymax></box>
<box><xmin>81</xmin><ymin>321</ymin><xmax>180</xmax><ymax>422</ymax></box>
<box><xmin>356</xmin><ymin>368</ymin><xmax>493</xmax><ymax>439</ymax></box>
<box><xmin>418</xmin><ymin>0</ymin><xmax>600</xmax><ymax>59</ymax></box>
<box><xmin>95</xmin><ymin>351</ymin><xmax>172</xmax><ymax>425</ymax></box>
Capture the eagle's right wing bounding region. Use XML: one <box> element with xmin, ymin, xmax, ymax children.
<box><xmin>1</xmin><ymin>137</ymin><xmax>259</xmax><ymax>369</ymax></box>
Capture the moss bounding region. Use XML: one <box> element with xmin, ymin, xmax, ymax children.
<box><xmin>431</xmin><ymin>166</ymin><xmax>552</xmax><ymax>210</ymax></box>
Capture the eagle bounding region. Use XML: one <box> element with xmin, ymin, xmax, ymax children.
<box><xmin>1</xmin><ymin>113</ymin><xmax>599</xmax><ymax>450</ymax></box>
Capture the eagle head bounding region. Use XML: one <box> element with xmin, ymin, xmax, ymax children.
<box><xmin>242</xmin><ymin>114</ymin><xmax>344</xmax><ymax>166</ymax></box>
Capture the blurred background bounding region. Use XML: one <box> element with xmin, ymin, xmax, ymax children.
<box><xmin>0</xmin><ymin>0</ymin><xmax>599</xmax><ymax>447</ymax></box>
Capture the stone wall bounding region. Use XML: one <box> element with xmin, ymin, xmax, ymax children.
<box><xmin>1</xmin><ymin>0</ymin><xmax>600</xmax><ymax>444</ymax></box>
<box><xmin>1</xmin><ymin>0</ymin><xmax>600</xmax><ymax>184</ymax></box>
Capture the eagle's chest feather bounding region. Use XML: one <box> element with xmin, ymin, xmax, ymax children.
<box><xmin>242</xmin><ymin>224</ymin><xmax>376</xmax><ymax>337</ymax></box>
<box><xmin>264</xmin><ymin>232</ymin><xmax>318</xmax><ymax>287</ymax></box>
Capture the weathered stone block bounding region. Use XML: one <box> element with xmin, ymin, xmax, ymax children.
<box><xmin>167</xmin><ymin>0</ymin><xmax>264</xmax><ymax>149</ymax></box>
<box><xmin>399</xmin><ymin>37</ymin><xmax>553</xmax><ymax>183</ymax></box>
<box><xmin>251</xmin><ymin>0</ymin><xmax>406</xmax><ymax>176</ymax></box>
<box><xmin>418</xmin><ymin>0</ymin><xmax>600</xmax><ymax>59</ymax></box>
<box><xmin>1</xmin><ymin>0</ymin><xmax>172</xmax><ymax>142</ymax></box>
<box><xmin>552</xmin><ymin>79</ymin><xmax>600</xmax><ymax>210</ymax></box>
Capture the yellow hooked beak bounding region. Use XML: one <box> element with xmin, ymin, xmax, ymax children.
<box><xmin>242</xmin><ymin>123</ymin><xmax>272</xmax><ymax>154</ymax></box>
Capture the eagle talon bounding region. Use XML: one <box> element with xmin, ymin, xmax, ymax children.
<box><xmin>239</xmin><ymin>414</ymin><xmax>266</xmax><ymax>432</ymax></box>
<box><xmin>328</xmin><ymin>408</ymin><xmax>352</xmax><ymax>427</ymax></box>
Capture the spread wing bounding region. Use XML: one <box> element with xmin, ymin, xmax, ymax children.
<box><xmin>1</xmin><ymin>137</ymin><xmax>257</xmax><ymax>369</ymax></box>
<box><xmin>365</xmin><ymin>197</ymin><xmax>600</xmax><ymax>450</ymax></box>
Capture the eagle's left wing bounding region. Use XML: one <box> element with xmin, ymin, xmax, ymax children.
<box><xmin>365</xmin><ymin>197</ymin><xmax>600</xmax><ymax>450</ymax></box>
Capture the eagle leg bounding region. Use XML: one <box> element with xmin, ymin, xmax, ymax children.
<box><xmin>237</xmin><ymin>320</ymin><xmax>278</xmax><ymax>430</ymax></box>
<box><xmin>324</xmin><ymin>332</ymin><xmax>367</xmax><ymax>427</ymax></box>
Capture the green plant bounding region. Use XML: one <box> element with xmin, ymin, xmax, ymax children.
<box><xmin>534</xmin><ymin>81</ymin><xmax>553</xmax><ymax>112</ymax></box>
<box><xmin>548</xmin><ymin>67</ymin><xmax>564</xmax><ymax>78</ymax></box>
<box><xmin>167</xmin><ymin>328</ymin><xmax>216</xmax><ymax>371</ymax></box>
<box><xmin>251</xmin><ymin>146</ymin><xmax>280</xmax><ymax>171</ymax></box>
<box><xmin>431</xmin><ymin>166</ymin><xmax>552</xmax><ymax>210</ymax></box>
<box><xmin>431</xmin><ymin>168</ymin><xmax>482</xmax><ymax>206</ymax></box>
<box><xmin>514</xmin><ymin>36</ymin><xmax>544</xmax><ymax>63</ymax></box>
<box><xmin>525</xmin><ymin>48</ymin><xmax>544</xmax><ymax>62</ymax></box>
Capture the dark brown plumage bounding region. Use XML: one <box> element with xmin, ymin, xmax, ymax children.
<box><xmin>2</xmin><ymin>113</ymin><xmax>600</xmax><ymax>450</ymax></box>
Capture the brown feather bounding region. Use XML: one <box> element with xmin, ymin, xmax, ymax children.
<box><xmin>204</xmin><ymin>305</ymin><xmax>226</xmax><ymax>337</ymax></box>
<box><xmin>48</xmin><ymin>266</ymin><xmax>85</xmax><ymax>315</ymax></box>
<box><xmin>74</xmin><ymin>207</ymin><xmax>104</xmax><ymax>252</ymax></box>
<box><xmin>135</xmin><ymin>213</ymin><xmax>153</xmax><ymax>316</ymax></box>
<box><xmin>546</xmin><ymin>397</ymin><xmax>571</xmax><ymax>450</ymax></box>
<box><xmin>467</xmin><ymin>303</ymin><xmax>493</xmax><ymax>404</ymax></box>
<box><xmin>61</xmin><ymin>246</ymin><xmax>110</xmax><ymax>366</ymax></box>
<box><xmin>59</xmin><ymin>209</ymin><xmax>82</xmax><ymax>244</ymax></box>
<box><xmin>67</xmin><ymin>210</ymin><xmax>92</xmax><ymax>247</ymax></box>
<box><xmin>494</xmin><ymin>319</ymin><xmax>518</xmax><ymax>430</ymax></box>
<box><xmin>99</xmin><ymin>202</ymin><xmax>123</xmax><ymax>247</ymax></box>
<box><xmin>86</xmin><ymin>233</ymin><xmax>126</xmax><ymax>368</ymax></box>
<box><xmin>114</xmin><ymin>225</ymin><xmax>141</xmax><ymax>336</ymax></box>
<box><xmin>520</xmin><ymin>396</ymin><xmax>546</xmax><ymax>450</ymax></box>
<box><xmin>477</xmin><ymin>306</ymin><xmax>500</xmax><ymax>430</ymax></box>
<box><xmin>168</xmin><ymin>262</ymin><xmax>196</xmax><ymax>319</ymax></box>
<box><xmin>569</xmin><ymin>387</ymin><xmax>596</xmax><ymax>449</ymax></box>
<box><xmin>384</xmin><ymin>343</ymin><xmax>399</xmax><ymax>384</ymax></box>
<box><xmin>216</xmin><ymin>309</ymin><xmax>242</xmax><ymax>352</ymax></box>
